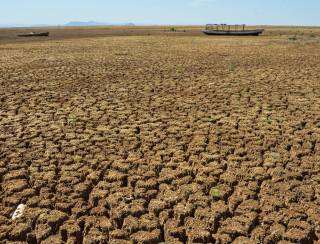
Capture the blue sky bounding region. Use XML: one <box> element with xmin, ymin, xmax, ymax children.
<box><xmin>1</xmin><ymin>0</ymin><xmax>320</xmax><ymax>26</ymax></box>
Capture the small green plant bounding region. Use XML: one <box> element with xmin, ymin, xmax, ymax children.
<box><xmin>67</xmin><ymin>113</ymin><xmax>77</xmax><ymax>126</ymax></box>
<box><xmin>73</xmin><ymin>155</ymin><xmax>82</xmax><ymax>162</ymax></box>
<box><xmin>310</xmin><ymin>33</ymin><xmax>316</xmax><ymax>38</ymax></box>
<box><xmin>229</xmin><ymin>63</ymin><xmax>236</xmax><ymax>72</ymax></box>
<box><xmin>289</xmin><ymin>35</ymin><xmax>298</xmax><ymax>41</ymax></box>
<box><xmin>209</xmin><ymin>187</ymin><xmax>221</xmax><ymax>198</ymax></box>
<box><xmin>169</xmin><ymin>27</ymin><xmax>177</xmax><ymax>32</ymax></box>
<box><xmin>296</xmin><ymin>31</ymin><xmax>304</xmax><ymax>36</ymax></box>
<box><xmin>207</xmin><ymin>115</ymin><xmax>223</xmax><ymax>124</ymax></box>
<box><xmin>267</xmin><ymin>115</ymin><xmax>272</xmax><ymax>124</ymax></box>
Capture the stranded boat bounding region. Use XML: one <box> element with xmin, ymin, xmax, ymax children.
<box><xmin>203</xmin><ymin>24</ymin><xmax>264</xmax><ymax>36</ymax></box>
<box><xmin>17</xmin><ymin>32</ymin><xmax>50</xmax><ymax>37</ymax></box>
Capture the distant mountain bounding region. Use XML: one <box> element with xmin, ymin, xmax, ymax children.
<box><xmin>64</xmin><ymin>21</ymin><xmax>135</xmax><ymax>27</ymax></box>
<box><xmin>0</xmin><ymin>21</ymin><xmax>135</xmax><ymax>28</ymax></box>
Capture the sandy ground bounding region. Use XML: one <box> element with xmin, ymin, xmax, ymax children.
<box><xmin>0</xmin><ymin>25</ymin><xmax>320</xmax><ymax>44</ymax></box>
<box><xmin>1</xmin><ymin>27</ymin><xmax>320</xmax><ymax>243</ymax></box>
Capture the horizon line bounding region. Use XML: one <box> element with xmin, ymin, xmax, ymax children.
<box><xmin>1</xmin><ymin>24</ymin><xmax>320</xmax><ymax>29</ymax></box>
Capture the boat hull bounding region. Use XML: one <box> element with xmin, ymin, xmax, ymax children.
<box><xmin>17</xmin><ymin>32</ymin><xmax>50</xmax><ymax>37</ymax></box>
<box><xmin>203</xmin><ymin>29</ymin><xmax>264</xmax><ymax>36</ymax></box>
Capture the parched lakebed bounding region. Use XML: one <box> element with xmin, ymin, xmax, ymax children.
<box><xmin>1</xmin><ymin>32</ymin><xmax>320</xmax><ymax>243</ymax></box>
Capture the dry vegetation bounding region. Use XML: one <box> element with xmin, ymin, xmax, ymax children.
<box><xmin>1</xmin><ymin>27</ymin><xmax>320</xmax><ymax>243</ymax></box>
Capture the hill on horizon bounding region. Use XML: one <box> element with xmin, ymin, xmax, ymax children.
<box><xmin>0</xmin><ymin>21</ymin><xmax>135</xmax><ymax>28</ymax></box>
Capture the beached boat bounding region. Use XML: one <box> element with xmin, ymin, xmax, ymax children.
<box><xmin>17</xmin><ymin>32</ymin><xmax>50</xmax><ymax>37</ymax></box>
<box><xmin>203</xmin><ymin>24</ymin><xmax>264</xmax><ymax>36</ymax></box>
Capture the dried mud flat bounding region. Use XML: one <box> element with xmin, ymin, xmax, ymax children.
<box><xmin>1</xmin><ymin>31</ymin><xmax>320</xmax><ymax>243</ymax></box>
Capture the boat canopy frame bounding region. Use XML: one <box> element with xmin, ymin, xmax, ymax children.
<box><xmin>205</xmin><ymin>24</ymin><xmax>246</xmax><ymax>31</ymax></box>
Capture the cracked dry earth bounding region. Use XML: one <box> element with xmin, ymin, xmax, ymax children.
<box><xmin>1</xmin><ymin>34</ymin><xmax>320</xmax><ymax>244</ymax></box>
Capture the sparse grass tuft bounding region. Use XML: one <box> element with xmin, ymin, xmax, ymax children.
<box><xmin>288</xmin><ymin>35</ymin><xmax>298</xmax><ymax>41</ymax></box>
<box><xmin>73</xmin><ymin>155</ymin><xmax>82</xmax><ymax>162</ymax></box>
<box><xmin>207</xmin><ymin>115</ymin><xmax>223</xmax><ymax>124</ymax></box>
<box><xmin>229</xmin><ymin>63</ymin><xmax>236</xmax><ymax>72</ymax></box>
<box><xmin>310</xmin><ymin>33</ymin><xmax>316</xmax><ymax>38</ymax></box>
<box><xmin>67</xmin><ymin>113</ymin><xmax>78</xmax><ymax>126</ymax></box>
<box><xmin>209</xmin><ymin>187</ymin><xmax>221</xmax><ymax>198</ymax></box>
<box><xmin>296</xmin><ymin>31</ymin><xmax>304</xmax><ymax>36</ymax></box>
<box><xmin>267</xmin><ymin>115</ymin><xmax>272</xmax><ymax>124</ymax></box>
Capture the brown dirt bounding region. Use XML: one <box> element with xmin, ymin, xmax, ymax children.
<box><xmin>1</xmin><ymin>25</ymin><xmax>320</xmax><ymax>45</ymax></box>
<box><xmin>0</xmin><ymin>26</ymin><xmax>201</xmax><ymax>45</ymax></box>
<box><xmin>1</xmin><ymin>27</ymin><xmax>320</xmax><ymax>243</ymax></box>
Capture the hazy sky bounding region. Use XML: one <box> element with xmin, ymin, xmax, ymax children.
<box><xmin>1</xmin><ymin>0</ymin><xmax>320</xmax><ymax>26</ymax></box>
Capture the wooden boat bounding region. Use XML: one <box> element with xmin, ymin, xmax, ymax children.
<box><xmin>17</xmin><ymin>32</ymin><xmax>49</xmax><ymax>37</ymax></box>
<box><xmin>203</xmin><ymin>24</ymin><xmax>264</xmax><ymax>36</ymax></box>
